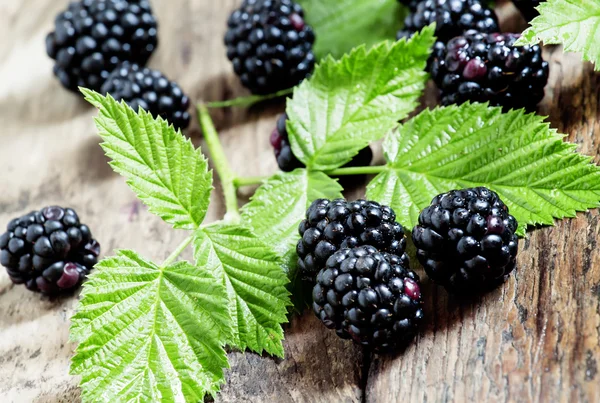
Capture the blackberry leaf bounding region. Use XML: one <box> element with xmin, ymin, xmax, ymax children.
<box><xmin>517</xmin><ymin>0</ymin><xmax>600</xmax><ymax>70</ymax></box>
<box><xmin>366</xmin><ymin>103</ymin><xmax>600</xmax><ymax>236</ymax></box>
<box><xmin>193</xmin><ymin>225</ymin><xmax>291</xmax><ymax>357</ymax></box>
<box><xmin>83</xmin><ymin>89</ymin><xmax>213</xmax><ymax>230</ymax></box>
<box><xmin>70</xmin><ymin>251</ymin><xmax>231</xmax><ymax>402</ymax></box>
<box><xmin>286</xmin><ymin>26</ymin><xmax>435</xmax><ymax>171</ymax></box>
<box><xmin>297</xmin><ymin>0</ymin><xmax>407</xmax><ymax>59</ymax></box>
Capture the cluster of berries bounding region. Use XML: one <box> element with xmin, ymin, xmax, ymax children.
<box><xmin>297</xmin><ymin>188</ymin><xmax>519</xmax><ymax>352</ymax></box>
<box><xmin>46</xmin><ymin>0</ymin><xmax>191</xmax><ymax>130</ymax></box>
<box><xmin>397</xmin><ymin>0</ymin><xmax>549</xmax><ymax>112</ymax></box>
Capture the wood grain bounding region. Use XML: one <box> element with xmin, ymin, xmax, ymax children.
<box><xmin>0</xmin><ymin>0</ymin><xmax>598</xmax><ymax>402</ymax></box>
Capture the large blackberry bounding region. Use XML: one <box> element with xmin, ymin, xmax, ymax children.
<box><xmin>270</xmin><ymin>113</ymin><xmax>373</xmax><ymax>173</ymax></box>
<box><xmin>396</xmin><ymin>0</ymin><xmax>499</xmax><ymax>45</ymax></box>
<box><xmin>297</xmin><ymin>199</ymin><xmax>408</xmax><ymax>281</ymax></box>
<box><xmin>225</xmin><ymin>0</ymin><xmax>316</xmax><ymax>94</ymax></box>
<box><xmin>313</xmin><ymin>246</ymin><xmax>423</xmax><ymax>351</ymax></box>
<box><xmin>412</xmin><ymin>187</ymin><xmax>519</xmax><ymax>293</ymax></box>
<box><xmin>45</xmin><ymin>0</ymin><xmax>158</xmax><ymax>92</ymax></box>
<box><xmin>512</xmin><ymin>0</ymin><xmax>542</xmax><ymax>21</ymax></box>
<box><xmin>429</xmin><ymin>30</ymin><xmax>549</xmax><ymax>111</ymax></box>
<box><xmin>0</xmin><ymin>206</ymin><xmax>100</xmax><ymax>295</ymax></box>
<box><xmin>101</xmin><ymin>62</ymin><xmax>191</xmax><ymax>130</ymax></box>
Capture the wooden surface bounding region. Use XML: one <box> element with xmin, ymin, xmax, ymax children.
<box><xmin>0</xmin><ymin>0</ymin><xmax>599</xmax><ymax>402</ymax></box>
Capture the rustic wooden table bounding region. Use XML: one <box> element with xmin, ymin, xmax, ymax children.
<box><xmin>0</xmin><ymin>0</ymin><xmax>599</xmax><ymax>402</ymax></box>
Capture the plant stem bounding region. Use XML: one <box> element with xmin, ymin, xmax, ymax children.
<box><xmin>206</xmin><ymin>87</ymin><xmax>294</xmax><ymax>108</ymax></box>
<box><xmin>234</xmin><ymin>176</ymin><xmax>268</xmax><ymax>187</ymax></box>
<box><xmin>326</xmin><ymin>165</ymin><xmax>387</xmax><ymax>176</ymax></box>
<box><xmin>198</xmin><ymin>105</ymin><xmax>241</xmax><ymax>223</ymax></box>
<box><xmin>162</xmin><ymin>235</ymin><xmax>194</xmax><ymax>267</ymax></box>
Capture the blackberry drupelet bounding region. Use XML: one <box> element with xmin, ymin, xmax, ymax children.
<box><xmin>0</xmin><ymin>206</ymin><xmax>100</xmax><ymax>295</ymax></box>
<box><xmin>45</xmin><ymin>0</ymin><xmax>158</xmax><ymax>92</ymax></box>
<box><xmin>396</xmin><ymin>0</ymin><xmax>499</xmax><ymax>45</ymax></box>
<box><xmin>297</xmin><ymin>199</ymin><xmax>408</xmax><ymax>281</ymax></box>
<box><xmin>270</xmin><ymin>113</ymin><xmax>373</xmax><ymax>173</ymax></box>
<box><xmin>429</xmin><ymin>30</ymin><xmax>549</xmax><ymax>111</ymax></box>
<box><xmin>313</xmin><ymin>245</ymin><xmax>423</xmax><ymax>351</ymax></box>
<box><xmin>512</xmin><ymin>0</ymin><xmax>542</xmax><ymax>21</ymax></box>
<box><xmin>101</xmin><ymin>62</ymin><xmax>191</xmax><ymax>130</ymax></box>
<box><xmin>224</xmin><ymin>0</ymin><xmax>316</xmax><ymax>94</ymax></box>
<box><xmin>412</xmin><ymin>187</ymin><xmax>519</xmax><ymax>293</ymax></box>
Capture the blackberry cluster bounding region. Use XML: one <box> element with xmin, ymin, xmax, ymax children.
<box><xmin>45</xmin><ymin>0</ymin><xmax>158</xmax><ymax>92</ymax></box>
<box><xmin>0</xmin><ymin>206</ymin><xmax>100</xmax><ymax>295</ymax></box>
<box><xmin>412</xmin><ymin>187</ymin><xmax>518</xmax><ymax>293</ymax></box>
<box><xmin>225</xmin><ymin>0</ymin><xmax>316</xmax><ymax>94</ymax></box>
<box><xmin>513</xmin><ymin>0</ymin><xmax>542</xmax><ymax>21</ymax></box>
<box><xmin>101</xmin><ymin>62</ymin><xmax>191</xmax><ymax>130</ymax></box>
<box><xmin>313</xmin><ymin>246</ymin><xmax>424</xmax><ymax>351</ymax></box>
<box><xmin>270</xmin><ymin>113</ymin><xmax>373</xmax><ymax>174</ymax></box>
<box><xmin>297</xmin><ymin>199</ymin><xmax>408</xmax><ymax>281</ymax></box>
<box><xmin>429</xmin><ymin>30</ymin><xmax>549</xmax><ymax>111</ymax></box>
<box><xmin>396</xmin><ymin>0</ymin><xmax>499</xmax><ymax>47</ymax></box>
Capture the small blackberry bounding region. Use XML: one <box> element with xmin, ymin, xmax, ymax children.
<box><xmin>313</xmin><ymin>245</ymin><xmax>424</xmax><ymax>351</ymax></box>
<box><xmin>412</xmin><ymin>187</ymin><xmax>519</xmax><ymax>293</ymax></box>
<box><xmin>101</xmin><ymin>62</ymin><xmax>191</xmax><ymax>130</ymax></box>
<box><xmin>270</xmin><ymin>113</ymin><xmax>373</xmax><ymax>173</ymax></box>
<box><xmin>429</xmin><ymin>30</ymin><xmax>549</xmax><ymax>111</ymax></box>
<box><xmin>225</xmin><ymin>0</ymin><xmax>316</xmax><ymax>94</ymax></box>
<box><xmin>512</xmin><ymin>0</ymin><xmax>542</xmax><ymax>21</ymax></box>
<box><xmin>297</xmin><ymin>199</ymin><xmax>408</xmax><ymax>281</ymax></box>
<box><xmin>396</xmin><ymin>0</ymin><xmax>499</xmax><ymax>45</ymax></box>
<box><xmin>0</xmin><ymin>206</ymin><xmax>100</xmax><ymax>295</ymax></box>
<box><xmin>45</xmin><ymin>0</ymin><xmax>158</xmax><ymax>92</ymax></box>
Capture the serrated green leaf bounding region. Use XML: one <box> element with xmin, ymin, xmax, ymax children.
<box><xmin>516</xmin><ymin>0</ymin><xmax>600</xmax><ymax>70</ymax></box>
<box><xmin>193</xmin><ymin>224</ymin><xmax>291</xmax><ymax>357</ymax></box>
<box><xmin>70</xmin><ymin>250</ymin><xmax>231</xmax><ymax>402</ymax></box>
<box><xmin>366</xmin><ymin>103</ymin><xmax>600</xmax><ymax>236</ymax></box>
<box><xmin>286</xmin><ymin>26</ymin><xmax>435</xmax><ymax>171</ymax></box>
<box><xmin>240</xmin><ymin>169</ymin><xmax>343</xmax><ymax>309</ymax></box>
<box><xmin>83</xmin><ymin>89</ymin><xmax>213</xmax><ymax>229</ymax></box>
<box><xmin>297</xmin><ymin>0</ymin><xmax>407</xmax><ymax>59</ymax></box>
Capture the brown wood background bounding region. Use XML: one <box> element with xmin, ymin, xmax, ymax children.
<box><xmin>0</xmin><ymin>0</ymin><xmax>599</xmax><ymax>402</ymax></box>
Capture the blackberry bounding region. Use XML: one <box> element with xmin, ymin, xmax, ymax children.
<box><xmin>101</xmin><ymin>62</ymin><xmax>191</xmax><ymax>130</ymax></box>
<box><xmin>0</xmin><ymin>206</ymin><xmax>100</xmax><ymax>295</ymax></box>
<box><xmin>512</xmin><ymin>0</ymin><xmax>542</xmax><ymax>21</ymax></box>
<box><xmin>429</xmin><ymin>30</ymin><xmax>549</xmax><ymax>111</ymax></box>
<box><xmin>397</xmin><ymin>0</ymin><xmax>420</xmax><ymax>11</ymax></box>
<box><xmin>412</xmin><ymin>187</ymin><xmax>519</xmax><ymax>293</ymax></box>
<box><xmin>225</xmin><ymin>0</ymin><xmax>316</xmax><ymax>94</ymax></box>
<box><xmin>45</xmin><ymin>0</ymin><xmax>158</xmax><ymax>92</ymax></box>
<box><xmin>297</xmin><ymin>199</ymin><xmax>408</xmax><ymax>281</ymax></box>
<box><xmin>396</xmin><ymin>0</ymin><xmax>499</xmax><ymax>45</ymax></box>
<box><xmin>270</xmin><ymin>113</ymin><xmax>373</xmax><ymax>173</ymax></box>
<box><xmin>313</xmin><ymin>246</ymin><xmax>423</xmax><ymax>351</ymax></box>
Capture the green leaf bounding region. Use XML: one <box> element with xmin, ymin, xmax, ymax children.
<box><xmin>366</xmin><ymin>103</ymin><xmax>600</xmax><ymax>236</ymax></box>
<box><xmin>297</xmin><ymin>0</ymin><xmax>407</xmax><ymax>59</ymax></box>
<box><xmin>83</xmin><ymin>89</ymin><xmax>213</xmax><ymax>229</ymax></box>
<box><xmin>70</xmin><ymin>250</ymin><xmax>231</xmax><ymax>402</ymax></box>
<box><xmin>517</xmin><ymin>0</ymin><xmax>600</xmax><ymax>70</ymax></box>
<box><xmin>286</xmin><ymin>26</ymin><xmax>435</xmax><ymax>171</ymax></box>
<box><xmin>193</xmin><ymin>224</ymin><xmax>291</xmax><ymax>357</ymax></box>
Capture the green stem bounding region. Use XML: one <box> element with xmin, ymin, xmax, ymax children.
<box><xmin>326</xmin><ymin>165</ymin><xmax>387</xmax><ymax>176</ymax></box>
<box><xmin>206</xmin><ymin>87</ymin><xmax>294</xmax><ymax>108</ymax></box>
<box><xmin>162</xmin><ymin>235</ymin><xmax>194</xmax><ymax>267</ymax></box>
<box><xmin>198</xmin><ymin>105</ymin><xmax>241</xmax><ymax>223</ymax></box>
<box><xmin>234</xmin><ymin>176</ymin><xmax>268</xmax><ymax>187</ymax></box>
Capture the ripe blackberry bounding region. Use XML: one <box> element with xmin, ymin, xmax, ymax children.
<box><xmin>225</xmin><ymin>0</ymin><xmax>316</xmax><ymax>94</ymax></box>
<box><xmin>396</xmin><ymin>0</ymin><xmax>499</xmax><ymax>45</ymax></box>
<box><xmin>412</xmin><ymin>187</ymin><xmax>519</xmax><ymax>293</ymax></box>
<box><xmin>0</xmin><ymin>206</ymin><xmax>100</xmax><ymax>295</ymax></box>
<box><xmin>429</xmin><ymin>30</ymin><xmax>549</xmax><ymax>111</ymax></box>
<box><xmin>270</xmin><ymin>113</ymin><xmax>373</xmax><ymax>173</ymax></box>
<box><xmin>101</xmin><ymin>62</ymin><xmax>191</xmax><ymax>130</ymax></box>
<box><xmin>397</xmin><ymin>0</ymin><xmax>420</xmax><ymax>11</ymax></box>
<box><xmin>297</xmin><ymin>199</ymin><xmax>408</xmax><ymax>281</ymax></box>
<box><xmin>512</xmin><ymin>0</ymin><xmax>542</xmax><ymax>21</ymax></box>
<box><xmin>313</xmin><ymin>246</ymin><xmax>423</xmax><ymax>351</ymax></box>
<box><xmin>45</xmin><ymin>0</ymin><xmax>158</xmax><ymax>92</ymax></box>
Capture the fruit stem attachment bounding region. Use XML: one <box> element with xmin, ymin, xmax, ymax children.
<box><xmin>325</xmin><ymin>166</ymin><xmax>387</xmax><ymax>176</ymax></box>
<box><xmin>198</xmin><ymin>105</ymin><xmax>241</xmax><ymax>223</ymax></box>
<box><xmin>206</xmin><ymin>87</ymin><xmax>294</xmax><ymax>108</ymax></box>
<box><xmin>234</xmin><ymin>176</ymin><xmax>267</xmax><ymax>187</ymax></box>
<box><xmin>161</xmin><ymin>235</ymin><xmax>194</xmax><ymax>267</ymax></box>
